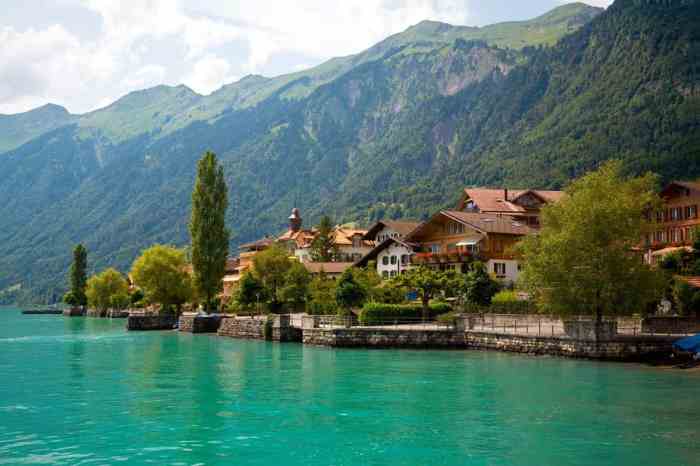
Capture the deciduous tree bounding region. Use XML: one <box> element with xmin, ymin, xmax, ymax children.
<box><xmin>520</xmin><ymin>161</ymin><xmax>666</xmax><ymax>322</ymax></box>
<box><xmin>130</xmin><ymin>245</ymin><xmax>192</xmax><ymax>313</ymax></box>
<box><xmin>252</xmin><ymin>244</ymin><xmax>293</xmax><ymax>309</ymax></box>
<box><xmin>85</xmin><ymin>268</ymin><xmax>129</xmax><ymax>312</ymax></box>
<box><xmin>279</xmin><ymin>261</ymin><xmax>311</xmax><ymax>307</ymax></box>
<box><xmin>394</xmin><ymin>266</ymin><xmax>453</xmax><ymax>320</ymax></box>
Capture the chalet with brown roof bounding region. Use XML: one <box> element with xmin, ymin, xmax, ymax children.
<box><xmin>359</xmin><ymin>220</ymin><xmax>421</xmax><ymax>278</ymax></box>
<box><xmin>645</xmin><ymin>181</ymin><xmax>700</xmax><ymax>265</ymax></box>
<box><xmin>457</xmin><ymin>188</ymin><xmax>564</xmax><ymax>227</ymax></box>
<box><xmin>405</xmin><ymin>210</ymin><xmax>534</xmax><ymax>283</ymax></box>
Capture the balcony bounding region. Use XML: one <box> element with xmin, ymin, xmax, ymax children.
<box><xmin>412</xmin><ymin>251</ymin><xmax>474</xmax><ymax>264</ymax></box>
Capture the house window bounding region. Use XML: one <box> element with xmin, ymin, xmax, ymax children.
<box><xmin>672</xmin><ymin>228</ymin><xmax>682</xmax><ymax>243</ymax></box>
<box><xmin>690</xmin><ymin>205</ymin><xmax>698</xmax><ymax>219</ymax></box>
<box><xmin>429</xmin><ymin>244</ymin><xmax>440</xmax><ymax>253</ymax></box>
<box><xmin>382</xmin><ymin>271</ymin><xmax>389</xmax><ymax>279</ymax></box>
<box><xmin>494</xmin><ymin>262</ymin><xmax>506</xmax><ymax>277</ymax></box>
<box><xmin>390</xmin><ymin>255</ymin><xmax>397</xmax><ymax>265</ymax></box>
<box><xmin>390</xmin><ymin>271</ymin><xmax>397</xmax><ymax>278</ymax></box>
<box><xmin>671</xmin><ymin>207</ymin><xmax>681</xmax><ymax>221</ymax></box>
<box><xmin>401</xmin><ymin>254</ymin><xmax>409</xmax><ymax>265</ymax></box>
<box><xmin>382</xmin><ymin>256</ymin><xmax>389</xmax><ymax>265</ymax></box>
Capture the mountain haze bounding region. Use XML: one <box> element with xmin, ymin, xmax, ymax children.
<box><xmin>2</xmin><ymin>1</ymin><xmax>699</xmax><ymax>304</ymax></box>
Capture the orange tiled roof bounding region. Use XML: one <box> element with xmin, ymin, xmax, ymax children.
<box><xmin>333</xmin><ymin>227</ymin><xmax>371</xmax><ymax>246</ymax></box>
<box><xmin>277</xmin><ymin>228</ymin><xmax>316</xmax><ymax>248</ymax></box>
<box><xmin>462</xmin><ymin>188</ymin><xmax>564</xmax><ymax>213</ymax></box>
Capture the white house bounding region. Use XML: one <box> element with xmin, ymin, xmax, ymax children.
<box><xmin>356</xmin><ymin>220</ymin><xmax>421</xmax><ymax>278</ymax></box>
<box><xmin>355</xmin><ymin>238</ymin><xmax>417</xmax><ymax>279</ymax></box>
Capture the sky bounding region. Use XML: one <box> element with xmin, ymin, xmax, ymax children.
<box><xmin>0</xmin><ymin>0</ymin><xmax>613</xmax><ymax>115</ymax></box>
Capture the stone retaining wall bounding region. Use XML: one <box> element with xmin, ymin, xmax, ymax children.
<box><xmin>85</xmin><ymin>309</ymin><xmax>129</xmax><ymax>318</ymax></box>
<box><xmin>62</xmin><ymin>307</ymin><xmax>85</xmax><ymax>316</ymax></box>
<box><xmin>466</xmin><ymin>331</ymin><xmax>675</xmax><ymax>360</ymax></box>
<box><xmin>127</xmin><ymin>314</ymin><xmax>177</xmax><ymax>331</ymax></box>
<box><xmin>218</xmin><ymin>317</ymin><xmax>267</xmax><ymax>339</ymax></box>
<box><xmin>303</xmin><ymin>328</ymin><xmax>467</xmax><ymax>348</ymax></box>
<box><xmin>179</xmin><ymin>314</ymin><xmax>222</xmax><ymax>333</ymax></box>
<box><xmin>641</xmin><ymin>317</ymin><xmax>700</xmax><ymax>334</ymax></box>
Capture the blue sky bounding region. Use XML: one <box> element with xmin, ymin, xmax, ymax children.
<box><xmin>0</xmin><ymin>0</ymin><xmax>612</xmax><ymax>114</ymax></box>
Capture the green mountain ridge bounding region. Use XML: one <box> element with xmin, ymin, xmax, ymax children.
<box><xmin>1</xmin><ymin>1</ymin><xmax>699</xmax><ymax>304</ymax></box>
<box><xmin>0</xmin><ymin>3</ymin><xmax>602</xmax><ymax>152</ymax></box>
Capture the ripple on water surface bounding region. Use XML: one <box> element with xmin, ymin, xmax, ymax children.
<box><xmin>0</xmin><ymin>309</ymin><xmax>699</xmax><ymax>466</ymax></box>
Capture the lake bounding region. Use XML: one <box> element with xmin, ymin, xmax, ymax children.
<box><xmin>0</xmin><ymin>308</ymin><xmax>698</xmax><ymax>465</ymax></box>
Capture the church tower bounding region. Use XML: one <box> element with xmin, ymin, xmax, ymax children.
<box><xmin>289</xmin><ymin>208</ymin><xmax>302</xmax><ymax>233</ymax></box>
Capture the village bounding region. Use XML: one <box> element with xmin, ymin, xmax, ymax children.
<box><xmin>53</xmin><ymin>154</ymin><xmax>700</xmax><ymax>363</ymax></box>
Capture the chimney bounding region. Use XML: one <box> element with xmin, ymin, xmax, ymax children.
<box><xmin>289</xmin><ymin>208</ymin><xmax>302</xmax><ymax>232</ymax></box>
<box><xmin>504</xmin><ymin>188</ymin><xmax>508</xmax><ymax>201</ymax></box>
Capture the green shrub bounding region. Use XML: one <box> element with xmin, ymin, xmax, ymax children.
<box><xmin>308</xmin><ymin>301</ymin><xmax>338</xmax><ymax>315</ymax></box>
<box><xmin>491</xmin><ymin>290</ymin><xmax>518</xmax><ymax>304</ymax></box>
<box><xmin>436</xmin><ymin>311</ymin><xmax>461</xmax><ymax>327</ymax></box>
<box><xmin>358</xmin><ymin>302</ymin><xmax>451</xmax><ymax>325</ymax></box>
<box><xmin>462</xmin><ymin>293</ymin><xmax>533</xmax><ymax>314</ymax></box>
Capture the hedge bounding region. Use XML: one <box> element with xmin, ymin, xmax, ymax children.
<box><xmin>462</xmin><ymin>300</ymin><xmax>533</xmax><ymax>314</ymax></box>
<box><xmin>358</xmin><ymin>303</ymin><xmax>452</xmax><ymax>325</ymax></box>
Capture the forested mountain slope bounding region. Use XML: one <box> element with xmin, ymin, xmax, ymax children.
<box><xmin>2</xmin><ymin>1</ymin><xmax>699</xmax><ymax>303</ymax></box>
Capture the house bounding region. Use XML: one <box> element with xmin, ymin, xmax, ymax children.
<box><xmin>645</xmin><ymin>181</ymin><xmax>700</xmax><ymax>264</ymax></box>
<box><xmin>457</xmin><ymin>188</ymin><xmax>564</xmax><ymax>227</ymax></box>
<box><xmin>222</xmin><ymin>257</ymin><xmax>243</xmax><ymax>298</ymax></box>
<box><xmin>356</xmin><ymin>220</ymin><xmax>421</xmax><ymax>278</ymax></box>
<box><xmin>355</xmin><ymin>238</ymin><xmax>418</xmax><ymax>279</ymax></box>
<box><xmin>277</xmin><ymin>208</ymin><xmax>317</xmax><ymax>262</ymax></box>
<box><xmin>405</xmin><ymin>210</ymin><xmax>534</xmax><ymax>284</ymax></box>
<box><xmin>331</xmin><ymin>225</ymin><xmax>374</xmax><ymax>262</ymax></box>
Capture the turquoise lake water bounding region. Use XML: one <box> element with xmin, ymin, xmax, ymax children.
<box><xmin>0</xmin><ymin>309</ymin><xmax>698</xmax><ymax>466</ymax></box>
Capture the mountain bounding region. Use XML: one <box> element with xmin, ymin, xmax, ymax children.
<box><xmin>0</xmin><ymin>104</ymin><xmax>77</xmax><ymax>153</ymax></box>
<box><xmin>2</xmin><ymin>1</ymin><xmax>699</xmax><ymax>304</ymax></box>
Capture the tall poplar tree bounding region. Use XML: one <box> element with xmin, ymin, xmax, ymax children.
<box><xmin>68</xmin><ymin>244</ymin><xmax>88</xmax><ymax>306</ymax></box>
<box><xmin>189</xmin><ymin>151</ymin><xmax>230</xmax><ymax>311</ymax></box>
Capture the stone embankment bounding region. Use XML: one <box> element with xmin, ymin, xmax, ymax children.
<box><xmin>179</xmin><ymin>314</ymin><xmax>222</xmax><ymax>333</ymax></box>
<box><xmin>217</xmin><ymin>315</ymin><xmax>302</xmax><ymax>342</ymax></box>
<box><xmin>127</xmin><ymin>313</ymin><xmax>177</xmax><ymax>331</ymax></box>
<box><xmin>302</xmin><ymin>328</ymin><xmax>467</xmax><ymax>348</ymax></box>
<box><xmin>465</xmin><ymin>332</ymin><xmax>676</xmax><ymax>360</ymax></box>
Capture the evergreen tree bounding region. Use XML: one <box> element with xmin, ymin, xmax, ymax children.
<box><xmin>189</xmin><ymin>151</ymin><xmax>230</xmax><ymax>312</ymax></box>
<box><xmin>66</xmin><ymin>244</ymin><xmax>88</xmax><ymax>307</ymax></box>
<box><xmin>310</xmin><ymin>216</ymin><xmax>338</xmax><ymax>262</ymax></box>
<box><xmin>335</xmin><ymin>268</ymin><xmax>366</xmax><ymax>310</ymax></box>
<box><xmin>462</xmin><ymin>261</ymin><xmax>500</xmax><ymax>306</ymax></box>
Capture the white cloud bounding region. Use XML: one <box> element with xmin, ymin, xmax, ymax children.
<box><xmin>121</xmin><ymin>64</ymin><xmax>167</xmax><ymax>89</ymax></box>
<box><xmin>183</xmin><ymin>54</ymin><xmax>237</xmax><ymax>95</ymax></box>
<box><xmin>0</xmin><ymin>1</ymin><xmax>610</xmax><ymax>115</ymax></box>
